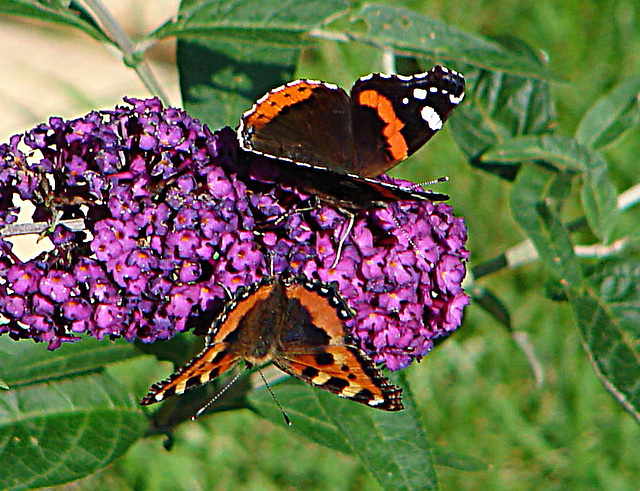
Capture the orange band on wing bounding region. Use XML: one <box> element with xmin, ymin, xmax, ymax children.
<box><xmin>357</xmin><ymin>90</ymin><xmax>409</xmax><ymax>161</ymax></box>
<box><xmin>244</xmin><ymin>82</ymin><xmax>320</xmax><ymax>131</ymax></box>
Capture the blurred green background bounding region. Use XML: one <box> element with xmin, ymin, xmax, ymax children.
<box><xmin>1</xmin><ymin>0</ymin><xmax>639</xmax><ymax>489</ymax></box>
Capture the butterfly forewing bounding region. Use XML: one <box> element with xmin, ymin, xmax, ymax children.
<box><xmin>140</xmin><ymin>343</ymin><xmax>240</xmax><ymax>405</ymax></box>
<box><xmin>141</xmin><ymin>282</ymin><xmax>276</xmax><ymax>406</ymax></box>
<box><xmin>274</xmin><ymin>280</ymin><xmax>404</xmax><ymax>411</ymax></box>
<box><xmin>275</xmin><ymin>346</ymin><xmax>404</xmax><ymax>410</ymax></box>
<box><xmin>239</xmin><ymin>81</ymin><xmax>354</xmax><ymax>171</ymax></box>
<box><xmin>238</xmin><ymin>65</ymin><xmax>465</xmax><ymax>180</ymax></box>
<box><xmin>350</xmin><ymin>66</ymin><xmax>465</xmax><ymax>177</ymax></box>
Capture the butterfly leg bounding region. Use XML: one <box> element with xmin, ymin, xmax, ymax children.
<box><xmin>330</xmin><ymin>210</ymin><xmax>355</xmax><ymax>269</ymax></box>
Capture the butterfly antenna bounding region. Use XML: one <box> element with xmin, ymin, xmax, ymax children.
<box><xmin>220</xmin><ymin>282</ymin><xmax>232</xmax><ymax>300</ymax></box>
<box><xmin>258</xmin><ymin>369</ymin><xmax>291</xmax><ymax>425</ymax></box>
<box><xmin>330</xmin><ymin>210</ymin><xmax>355</xmax><ymax>270</ymax></box>
<box><xmin>192</xmin><ymin>371</ymin><xmax>244</xmax><ymax>420</ymax></box>
<box><xmin>266</xmin><ymin>199</ymin><xmax>317</xmax><ymax>228</ymax></box>
<box><xmin>418</xmin><ymin>175</ymin><xmax>449</xmax><ymax>187</ymax></box>
<box><xmin>388</xmin><ymin>208</ymin><xmax>433</xmax><ymax>266</ymax></box>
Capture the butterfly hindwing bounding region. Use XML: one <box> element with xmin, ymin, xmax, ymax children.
<box><xmin>275</xmin><ymin>280</ymin><xmax>404</xmax><ymax>411</ymax></box>
<box><xmin>256</xmin><ymin>156</ymin><xmax>449</xmax><ymax>209</ymax></box>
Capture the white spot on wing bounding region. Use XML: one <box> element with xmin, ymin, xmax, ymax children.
<box><xmin>449</xmin><ymin>92</ymin><xmax>465</xmax><ymax>104</ymax></box>
<box><xmin>421</xmin><ymin>106</ymin><xmax>443</xmax><ymax>130</ymax></box>
<box><xmin>413</xmin><ymin>88</ymin><xmax>428</xmax><ymax>100</ymax></box>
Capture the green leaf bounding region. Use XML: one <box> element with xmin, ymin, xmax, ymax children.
<box><xmin>448</xmin><ymin>39</ymin><xmax>555</xmax><ymax>179</ymax></box>
<box><xmin>0</xmin><ymin>0</ymin><xmax>110</xmax><ymax>43</ymax></box>
<box><xmin>510</xmin><ymin>164</ymin><xmax>584</xmax><ymax>288</ymax></box>
<box><xmin>482</xmin><ymin>135</ymin><xmax>584</xmax><ymax>171</ymax></box>
<box><xmin>135</xmin><ymin>332</ymin><xmax>203</xmax><ymax>367</ymax></box>
<box><xmin>170</xmin><ymin>0</ymin><xmax>348</xmax><ymax>127</ymax></box>
<box><xmin>249</xmin><ymin>375</ymin><xmax>438</xmax><ymax>490</ymax></box>
<box><xmin>510</xmin><ymin>169</ymin><xmax>640</xmax><ymax>423</ymax></box>
<box><xmin>580</xmin><ymin>155</ymin><xmax>619</xmax><ymax>243</ymax></box>
<box><xmin>576</xmin><ymin>77</ymin><xmax>640</xmax><ymax>150</ymax></box>
<box><xmin>0</xmin><ymin>372</ymin><xmax>147</xmax><ymax>490</ymax></box>
<box><xmin>568</xmin><ymin>259</ymin><xmax>640</xmax><ymax>423</ymax></box>
<box><xmin>347</xmin><ymin>6</ymin><xmax>554</xmax><ymax>79</ymax></box>
<box><xmin>431</xmin><ymin>444</ymin><xmax>488</xmax><ymax>472</ymax></box>
<box><xmin>249</xmin><ymin>378</ymin><xmax>352</xmax><ymax>454</ymax></box>
<box><xmin>486</xmin><ymin>135</ymin><xmax>618</xmax><ymax>240</ymax></box>
<box><xmin>152</xmin><ymin>0</ymin><xmax>349</xmax><ymax>45</ymax></box>
<box><xmin>0</xmin><ymin>336</ymin><xmax>142</xmax><ymax>387</ymax></box>
<box><xmin>178</xmin><ymin>38</ymin><xmax>298</xmax><ymax>128</ymax></box>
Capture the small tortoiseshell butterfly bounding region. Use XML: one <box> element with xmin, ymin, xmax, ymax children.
<box><xmin>141</xmin><ymin>276</ymin><xmax>403</xmax><ymax>411</ymax></box>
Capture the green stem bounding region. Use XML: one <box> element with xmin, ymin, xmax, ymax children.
<box><xmin>80</xmin><ymin>0</ymin><xmax>170</xmax><ymax>104</ymax></box>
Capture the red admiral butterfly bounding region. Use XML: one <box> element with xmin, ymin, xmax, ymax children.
<box><xmin>237</xmin><ymin>65</ymin><xmax>465</xmax><ymax>207</ymax></box>
<box><xmin>141</xmin><ymin>276</ymin><xmax>403</xmax><ymax>412</ymax></box>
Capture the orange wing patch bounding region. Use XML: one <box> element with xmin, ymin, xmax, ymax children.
<box><xmin>357</xmin><ymin>89</ymin><xmax>409</xmax><ymax>162</ymax></box>
<box><xmin>243</xmin><ymin>82</ymin><xmax>322</xmax><ymax>132</ymax></box>
<box><xmin>140</xmin><ymin>343</ymin><xmax>240</xmax><ymax>405</ymax></box>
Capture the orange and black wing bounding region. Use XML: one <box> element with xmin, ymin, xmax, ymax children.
<box><xmin>140</xmin><ymin>343</ymin><xmax>240</xmax><ymax>405</ymax></box>
<box><xmin>276</xmin><ymin>345</ymin><xmax>403</xmax><ymax>411</ymax></box>
<box><xmin>274</xmin><ymin>279</ymin><xmax>403</xmax><ymax>411</ymax></box>
<box><xmin>238</xmin><ymin>80</ymin><xmax>354</xmax><ymax>171</ymax></box>
<box><xmin>141</xmin><ymin>280</ymin><xmax>276</xmax><ymax>406</ymax></box>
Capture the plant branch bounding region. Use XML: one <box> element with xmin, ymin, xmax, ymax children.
<box><xmin>79</xmin><ymin>0</ymin><xmax>170</xmax><ymax>104</ymax></box>
<box><xmin>472</xmin><ymin>182</ymin><xmax>640</xmax><ymax>279</ymax></box>
<box><xmin>0</xmin><ymin>219</ymin><xmax>86</xmax><ymax>238</ymax></box>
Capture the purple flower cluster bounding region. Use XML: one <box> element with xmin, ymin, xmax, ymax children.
<box><xmin>0</xmin><ymin>97</ymin><xmax>468</xmax><ymax>370</ymax></box>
